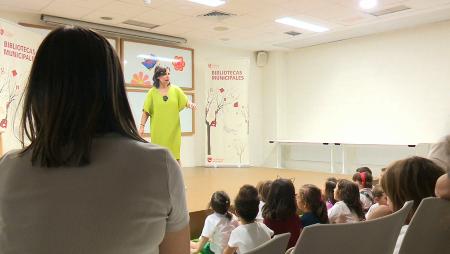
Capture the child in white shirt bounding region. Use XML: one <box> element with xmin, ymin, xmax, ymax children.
<box><xmin>365</xmin><ymin>184</ymin><xmax>388</xmax><ymax>219</ymax></box>
<box><xmin>328</xmin><ymin>179</ymin><xmax>365</xmax><ymax>223</ymax></box>
<box><xmin>191</xmin><ymin>191</ymin><xmax>239</xmax><ymax>254</ymax></box>
<box><xmin>224</xmin><ymin>185</ymin><xmax>273</xmax><ymax>254</ymax></box>
<box><xmin>255</xmin><ymin>180</ymin><xmax>272</xmax><ymax>222</ymax></box>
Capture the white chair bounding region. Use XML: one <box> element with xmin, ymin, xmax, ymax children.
<box><xmin>398</xmin><ymin>197</ymin><xmax>450</xmax><ymax>254</ymax></box>
<box><xmin>287</xmin><ymin>201</ymin><xmax>413</xmax><ymax>254</ymax></box>
<box><xmin>243</xmin><ymin>232</ymin><xmax>291</xmax><ymax>254</ymax></box>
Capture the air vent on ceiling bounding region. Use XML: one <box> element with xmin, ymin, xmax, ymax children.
<box><xmin>122</xmin><ymin>19</ymin><xmax>159</xmax><ymax>29</ymax></box>
<box><xmin>285</xmin><ymin>31</ymin><xmax>301</xmax><ymax>36</ymax></box>
<box><xmin>369</xmin><ymin>5</ymin><xmax>411</xmax><ymax>16</ymax></box>
<box><xmin>198</xmin><ymin>10</ymin><xmax>236</xmax><ymax>21</ymax></box>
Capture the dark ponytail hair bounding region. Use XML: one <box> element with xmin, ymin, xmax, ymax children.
<box><xmin>324</xmin><ymin>178</ymin><xmax>337</xmax><ymax>205</ymax></box>
<box><xmin>336</xmin><ymin>179</ymin><xmax>365</xmax><ymax>220</ymax></box>
<box><xmin>299</xmin><ymin>184</ymin><xmax>329</xmax><ymax>224</ymax></box>
<box><xmin>152</xmin><ymin>66</ymin><xmax>170</xmax><ymax>89</ymax></box>
<box><xmin>209</xmin><ymin>191</ymin><xmax>232</xmax><ymax>220</ymax></box>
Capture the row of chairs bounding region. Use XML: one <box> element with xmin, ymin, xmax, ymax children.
<box><xmin>244</xmin><ymin>197</ymin><xmax>450</xmax><ymax>254</ymax></box>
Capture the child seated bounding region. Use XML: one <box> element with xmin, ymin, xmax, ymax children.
<box><xmin>190</xmin><ymin>191</ymin><xmax>239</xmax><ymax>254</ymax></box>
<box><xmin>365</xmin><ymin>184</ymin><xmax>388</xmax><ymax>219</ymax></box>
<box><xmin>297</xmin><ymin>184</ymin><xmax>329</xmax><ymax>226</ymax></box>
<box><xmin>352</xmin><ymin>171</ymin><xmax>374</xmax><ymax>212</ymax></box>
<box><xmin>328</xmin><ymin>179</ymin><xmax>365</xmax><ymax>223</ymax></box>
<box><xmin>224</xmin><ymin>185</ymin><xmax>273</xmax><ymax>254</ymax></box>
<box><xmin>324</xmin><ymin>177</ymin><xmax>337</xmax><ymax>210</ymax></box>
<box><xmin>263</xmin><ymin>178</ymin><xmax>302</xmax><ymax>249</ymax></box>
<box><xmin>255</xmin><ymin>180</ymin><xmax>272</xmax><ymax>222</ymax></box>
<box><xmin>380</xmin><ymin>156</ymin><xmax>444</xmax><ymax>254</ymax></box>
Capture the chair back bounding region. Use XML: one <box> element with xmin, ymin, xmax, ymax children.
<box><xmin>289</xmin><ymin>201</ymin><xmax>413</xmax><ymax>254</ymax></box>
<box><xmin>398</xmin><ymin>197</ymin><xmax>450</xmax><ymax>254</ymax></box>
<box><xmin>244</xmin><ymin>233</ymin><xmax>291</xmax><ymax>254</ymax></box>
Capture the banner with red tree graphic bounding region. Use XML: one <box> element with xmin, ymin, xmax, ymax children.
<box><xmin>205</xmin><ymin>58</ymin><xmax>249</xmax><ymax>167</ymax></box>
<box><xmin>0</xmin><ymin>19</ymin><xmax>43</xmax><ymax>154</ymax></box>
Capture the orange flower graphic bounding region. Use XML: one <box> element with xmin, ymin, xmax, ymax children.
<box><xmin>172</xmin><ymin>56</ymin><xmax>186</xmax><ymax>71</ymax></box>
<box><xmin>131</xmin><ymin>71</ymin><xmax>151</xmax><ymax>87</ymax></box>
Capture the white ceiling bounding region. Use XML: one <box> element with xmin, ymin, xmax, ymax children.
<box><xmin>1</xmin><ymin>0</ymin><xmax>450</xmax><ymax>51</ymax></box>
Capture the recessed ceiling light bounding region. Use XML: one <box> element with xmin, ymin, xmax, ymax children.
<box><xmin>214</xmin><ymin>26</ymin><xmax>228</xmax><ymax>31</ymax></box>
<box><xmin>359</xmin><ymin>0</ymin><xmax>378</xmax><ymax>10</ymax></box>
<box><xmin>275</xmin><ymin>17</ymin><xmax>329</xmax><ymax>33</ymax></box>
<box><xmin>100</xmin><ymin>17</ymin><xmax>113</xmax><ymax>20</ymax></box>
<box><xmin>189</xmin><ymin>0</ymin><xmax>226</xmax><ymax>7</ymax></box>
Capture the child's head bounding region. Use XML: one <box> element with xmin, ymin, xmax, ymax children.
<box><xmin>297</xmin><ymin>184</ymin><xmax>329</xmax><ymax>224</ymax></box>
<box><xmin>356</xmin><ymin>167</ymin><xmax>373</xmax><ymax>175</ymax></box>
<box><xmin>209</xmin><ymin>191</ymin><xmax>232</xmax><ymax>219</ymax></box>
<box><xmin>335</xmin><ymin>179</ymin><xmax>365</xmax><ymax>220</ymax></box>
<box><xmin>257</xmin><ymin>180</ymin><xmax>272</xmax><ymax>203</ymax></box>
<box><xmin>381</xmin><ymin>156</ymin><xmax>444</xmax><ymax>221</ymax></box>
<box><xmin>372</xmin><ymin>184</ymin><xmax>387</xmax><ymax>206</ymax></box>
<box><xmin>234</xmin><ymin>185</ymin><xmax>260</xmax><ymax>223</ymax></box>
<box><xmin>324</xmin><ymin>179</ymin><xmax>337</xmax><ymax>204</ymax></box>
<box><xmin>263</xmin><ymin>178</ymin><xmax>297</xmax><ymax>220</ymax></box>
<box><xmin>352</xmin><ymin>171</ymin><xmax>373</xmax><ymax>189</ymax></box>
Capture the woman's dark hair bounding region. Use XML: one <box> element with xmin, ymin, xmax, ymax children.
<box><xmin>356</xmin><ymin>167</ymin><xmax>372</xmax><ymax>175</ymax></box>
<box><xmin>381</xmin><ymin>156</ymin><xmax>444</xmax><ymax>222</ymax></box>
<box><xmin>352</xmin><ymin>172</ymin><xmax>373</xmax><ymax>188</ymax></box>
<box><xmin>152</xmin><ymin>66</ymin><xmax>170</xmax><ymax>89</ymax></box>
<box><xmin>299</xmin><ymin>184</ymin><xmax>329</xmax><ymax>224</ymax></box>
<box><xmin>336</xmin><ymin>179</ymin><xmax>365</xmax><ymax>220</ymax></box>
<box><xmin>324</xmin><ymin>180</ymin><xmax>337</xmax><ymax>205</ymax></box>
<box><xmin>209</xmin><ymin>191</ymin><xmax>232</xmax><ymax>220</ymax></box>
<box><xmin>257</xmin><ymin>180</ymin><xmax>272</xmax><ymax>203</ymax></box>
<box><xmin>262</xmin><ymin>178</ymin><xmax>297</xmax><ymax>220</ymax></box>
<box><xmin>20</xmin><ymin>26</ymin><xmax>144</xmax><ymax>167</ymax></box>
<box><xmin>235</xmin><ymin>185</ymin><xmax>260</xmax><ymax>223</ymax></box>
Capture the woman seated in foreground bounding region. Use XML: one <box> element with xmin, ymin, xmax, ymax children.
<box><xmin>0</xmin><ymin>26</ymin><xmax>189</xmax><ymax>254</ymax></box>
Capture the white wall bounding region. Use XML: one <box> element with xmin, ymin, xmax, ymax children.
<box><xmin>284</xmin><ymin>20</ymin><xmax>450</xmax><ymax>145</ymax></box>
<box><xmin>266</xmin><ymin>20</ymin><xmax>450</xmax><ymax>174</ymax></box>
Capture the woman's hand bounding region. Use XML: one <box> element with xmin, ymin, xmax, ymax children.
<box><xmin>187</xmin><ymin>101</ymin><xmax>197</xmax><ymax>110</ymax></box>
<box><xmin>139</xmin><ymin>125</ymin><xmax>145</xmax><ymax>137</ymax></box>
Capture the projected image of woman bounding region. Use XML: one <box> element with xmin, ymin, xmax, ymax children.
<box><xmin>139</xmin><ymin>66</ymin><xmax>196</xmax><ymax>165</ymax></box>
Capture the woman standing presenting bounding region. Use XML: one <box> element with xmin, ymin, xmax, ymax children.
<box><xmin>139</xmin><ymin>66</ymin><xmax>196</xmax><ymax>164</ymax></box>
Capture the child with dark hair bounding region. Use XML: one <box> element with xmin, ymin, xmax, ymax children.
<box><xmin>297</xmin><ymin>184</ymin><xmax>329</xmax><ymax>226</ymax></box>
<box><xmin>263</xmin><ymin>178</ymin><xmax>302</xmax><ymax>249</ymax></box>
<box><xmin>380</xmin><ymin>156</ymin><xmax>445</xmax><ymax>254</ymax></box>
<box><xmin>224</xmin><ymin>185</ymin><xmax>273</xmax><ymax>254</ymax></box>
<box><xmin>365</xmin><ymin>184</ymin><xmax>388</xmax><ymax>219</ymax></box>
<box><xmin>352</xmin><ymin>171</ymin><xmax>374</xmax><ymax>212</ymax></box>
<box><xmin>191</xmin><ymin>191</ymin><xmax>238</xmax><ymax>254</ymax></box>
<box><xmin>356</xmin><ymin>166</ymin><xmax>373</xmax><ymax>175</ymax></box>
<box><xmin>255</xmin><ymin>180</ymin><xmax>272</xmax><ymax>222</ymax></box>
<box><xmin>328</xmin><ymin>179</ymin><xmax>365</xmax><ymax>223</ymax></box>
<box><xmin>324</xmin><ymin>177</ymin><xmax>337</xmax><ymax>210</ymax></box>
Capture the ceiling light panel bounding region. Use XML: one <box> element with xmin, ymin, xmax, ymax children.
<box><xmin>275</xmin><ymin>17</ymin><xmax>329</xmax><ymax>32</ymax></box>
<box><xmin>188</xmin><ymin>0</ymin><xmax>226</xmax><ymax>7</ymax></box>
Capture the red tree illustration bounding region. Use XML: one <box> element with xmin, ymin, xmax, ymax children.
<box><xmin>205</xmin><ymin>87</ymin><xmax>238</xmax><ymax>155</ymax></box>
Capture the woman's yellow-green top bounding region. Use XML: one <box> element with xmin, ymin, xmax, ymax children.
<box><xmin>143</xmin><ymin>85</ymin><xmax>187</xmax><ymax>160</ymax></box>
